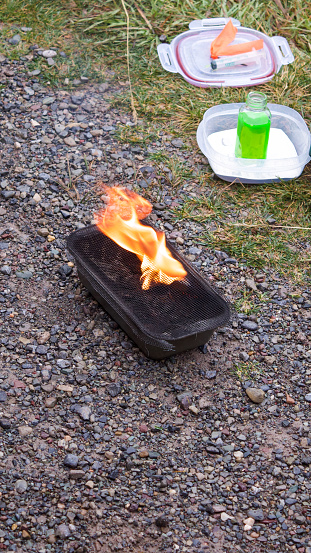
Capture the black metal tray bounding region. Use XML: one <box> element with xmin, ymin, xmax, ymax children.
<box><xmin>67</xmin><ymin>225</ymin><xmax>230</xmax><ymax>359</ymax></box>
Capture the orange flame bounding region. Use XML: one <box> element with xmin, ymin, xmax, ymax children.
<box><xmin>95</xmin><ymin>187</ymin><xmax>187</xmax><ymax>290</ymax></box>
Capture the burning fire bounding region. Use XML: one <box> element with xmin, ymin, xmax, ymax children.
<box><xmin>95</xmin><ymin>187</ymin><xmax>187</xmax><ymax>290</ymax></box>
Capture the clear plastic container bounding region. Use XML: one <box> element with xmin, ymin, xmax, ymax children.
<box><xmin>197</xmin><ymin>103</ymin><xmax>311</xmax><ymax>183</ymax></box>
<box><xmin>157</xmin><ymin>18</ymin><xmax>294</xmax><ymax>88</ymax></box>
<box><xmin>235</xmin><ymin>92</ymin><xmax>271</xmax><ymax>159</ymax></box>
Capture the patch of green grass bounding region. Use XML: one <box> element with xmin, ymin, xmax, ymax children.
<box><xmin>114</xmin><ymin>123</ymin><xmax>163</xmax><ymax>147</ymax></box>
<box><xmin>172</xmin><ymin>194</ymin><xmax>223</xmax><ymax>222</ymax></box>
<box><xmin>231</xmin><ymin>360</ymin><xmax>262</xmax><ymax>381</ymax></box>
<box><xmin>200</xmin><ymin>223</ymin><xmax>308</xmax><ymax>278</ymax></box>
<box><xmin>234</xmin><ymin>290</ymin><xmax>268</xmax><ymax>315</ymax></box>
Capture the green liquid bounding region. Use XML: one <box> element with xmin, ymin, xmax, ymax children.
<box><xmin>235</xmin><ymin>111</ymin><xmax>271</xmax><ymax>159</ymax></box>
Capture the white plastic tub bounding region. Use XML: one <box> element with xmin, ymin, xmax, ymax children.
<box><xmin>197</xmin><ymin>103</ymin><xmax>311</xmax><ymax>183</ymax></box>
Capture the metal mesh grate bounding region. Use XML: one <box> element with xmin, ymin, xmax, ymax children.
<box><xmin>67</xmin><ymin>225</ymin><xmax>230</xmax><ymax>341</ymax></box>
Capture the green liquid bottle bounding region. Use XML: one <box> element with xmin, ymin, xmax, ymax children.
<box><xmin>235</xmin><ymin>92</ymin><xmax>271</xmax><ymax>159</ymax></box>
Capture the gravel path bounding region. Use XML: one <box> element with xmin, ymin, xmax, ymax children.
<box><xmin>0</xmin><ymin>54</ymin><xmax>311</xmax><ymax>553</ymax></box>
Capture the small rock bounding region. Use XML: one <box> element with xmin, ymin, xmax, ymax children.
<box><xmin>55</xmin><ymin>123</ymin><xmax>65</xmax><ymax>134</ymax></box>
<box><xmin>246</xmin><ymin>278</ymin><xmax>257</xmax><ymax>291</ymax></box>
<box><xmin>38</xmin><ymin>330</ymin><xmax>51</xmax><ymax>344</ymax></box>
<box><xmin>28</xmin><ymin>69</ymin><xmax>41</xmax><ymax>76</ymax></box>
<box><xmin>138</xmin><ymin>448</ymin><xmax>149</xmax><ymax>458</ymax></box>
<box><xmin>69</xmin><ymin>470</ymin><xmax>85</xmax><ymax>480</ymax></box>
<box><xmin>33</xmin><ymin>193</ymin><xmax>41</xmax><ymax>203</ymax></box>
<box><xmin>45</xmin><ymin>397</ymin><xmax>57</xmax><ymax>408</ymax></box>
<box><xmin>64</xmin><ymin>136</ymin><xmax>76</xmax><ymax>147</ymax></box>
<box><xmin>213</xmin><ymin>505</ymin><xmax>227</xmax><ymax>513</ymax></box>
<box><xmin>90</xmin><ymin>148</ymin><xmax>102</xmax><ymax>158</ymax></box>
<box><xmin>75</xmin><ymin>405</ymin><xmax>91</xmax><ymax>421</ymax></box>
<box><xmin>63</xmin><ymin>454</ymin><xmax>79</xmax><ymax>468</ymax></box>
<box><xmin>2</xmin><ymin>190</ymin><xmax>15</xmax><ymax>199</ymax></box>
<box><xmin>0</xmin><ymin>391</ymin><xmax>7</xmax><ymax>402</ymax></box>
<box><xmin>248</xmin><ymin>509</ymin><xmax>264</xmax><ymax>521</ymax></box>
<box><xmin>246</xmin><ymin>387</ymin><xmax>265</xmax><ymax>404</ymax></box>
<box><xmin>42</xmin><ymin>96</ymin><xmax>56</xmax><ymax>105</ymax></box>
<box><xmin>233</xmin><ymin>451</ymin><xmax>244</xmax><ymax>461</ymax></box>
<box><xmin>36</xmin><ymin>345</ymin><xmax>48</xmax><ymax>355</ymax></box>
<box><xmin>243</xmin><ymin>517</ymin><xmax>255</xmax><ymax>531</ymax></box>
<box><xmin>98</xmin><ymin>82</ymin><xmax>109</xmax><ymax>92</ymax></box>
<box><xmin>242</xmin><ymin>320</ymin><xmax>258</xmax><ymax>331</ymax></box>
<box><xmin>205</xmin><ymin>370</ymin><xmax>217</xmax><ymax>379</ymax></box>
<box><xmin>42</xmin><ymin>50</ymin><xmax>57</xmax><ymax>58</ymax></box>
<box><xmin>305</xmin><ymin>393</ymin><xmax>311</xmax><ymax>403</ymax></box>
<box><xmin>18</xmin><ymin>425</ymin><xmax>33</xmax><ymax>437</ymax></box>
<box><xmin>155</xmin><ymin>515</ymin><xmax>169</xmax><ymax>529</ymax></box>
<box><xmin>199</xmin><ymin>396</ymin><xmax>210</xmax><ymax>409</ymax></box>
<box><xmin>9</xmin><ymin>34</ymin><xmax>21</xmax><ymax>45</ymax></box>
<box><xmin>177</xmin><ymin>391</ymin><xmax>192</xmax><ymax>410</ymax></box>
<box><xmin>189</xmin><ymin>404</ymin><xmax>199</xmax><ymax>415</ymax></box>
<box><xmin>126</xmin><ymin>446</ymin><xmax>137</xmax><ymax>455</ymax></box>
<box><xmin>105</xmin><ymin>451</ymin><xmax>114</xmax><ymax>460</ymax></box>
<box><xmin>71</xmin><ymin>93</ymin><xmax>85</xmax><ymax>105</ymax></box>
<box><xmin>301</xmin><ymin>455</ymin><xmax>311</xmax><ymax>465</ymax></box>
<box><xmin>16</xmin><ymin>270</ymin><xmax>33</xmax><ymax>279</ymax></box>
<box><xmin>171</xmin><ymin>139</ymin><xmax>183</xmax><ymax>148</ymax></box>
<box><xmin>285</xmin><ymin>392</ymin><xmax>295</xmax><ymax>404</ymax></box>
<box><xmin>37</xmin><ymin>227</ymin><xmax>49</xmax><ymax>237</ymax></box>
<box><xmin>221</xmin><ymin>512</ymin><xmax>234</xmax><ymax>522</ymax></box>
<box><xmin>0</xmin><ymin>418</ymin><xmax>11</xmax><ymax>429</ymax></box>
<box><xmin>24</xmin><ymin>86</ymin><xmax>34</xmax><ymax>96</ymax></box>
<box><xmin>139</xmin><ymin>424</ymin><xmax>148</xmax><ymax>432</ymax></box>
<box><xmin>58</xmin><ymin>264</ymin><xmax>73</xmax><ymax>277</ymax></box>
<box><xmin>107</xmin><ymin>382</ymin><xmax>121</xmax><ymax>397</ymax></box>
<box><xmin>15</xmin><ymin>479</ymin><xmax>27</xmax><ymax>494</ymax></box>
<box><xmin>55</xmin><ymin>524</ymin><xmax>71</xmax><ymax>539</ymax></box>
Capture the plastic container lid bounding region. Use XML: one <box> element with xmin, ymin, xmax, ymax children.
<box><xmin>197</xmin><ymin>103</ymin><xmax>311</xmax><ymax>183</ymax></box>
<box><xmin>157</xmin><ymin>18</ymin><xmax>294</xmax><ymax>87</ymax></box>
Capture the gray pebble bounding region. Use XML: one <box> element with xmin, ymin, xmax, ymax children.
<box><xmin>107</xmin><ymin>382</ymin><xmax>121</xmax><ymax>397</ymax></box>
<box><xmin>0</xmin><ymin>265</ymin><xmax>11</xmax><ymax>275</ymax></box>
<box><xmin>15</xmin><ymin>270</ymin><xmax>33</xmax><ymax>279</ymax></box>
<box><xmin>15</xmin><ymin>479</ymin><xmax>27</xmax><ymax>493</ymax></box>
<box><xmin>248</xmin><ymin>509</ymin><xmax>264</xmax><ymax>521</ymax></box>
<box><xmin>242</xmin><ymin>320</ymin><xmax>258</xmax><ymax>331</ymax></box>
<box><xmin>55</xmin><ymin>524</ymin><xmax>71</xmax><ymax>539</ymax></box>
<box><xmin>63</xmin><ymin>454</ymin><xmax>79</xmax><ymax>468</ymax></box>
<box><xmin>171</xmin><ymin>139</ymin><xmax>183</xmax><ymax>148</ymax></box>
<box><xmin>9</xmin><ymin>34</ymin><xmax>21</xmax><ymax>45</ymax></box>
<box><xmin>42</xmin><ymin>50</ymin><xmax>57</xmax><ymax>58</ymax></box>
<box><xmin>0</xmin><ymin>391</ymin><xmax>7</xmax><ymax>402</ymax></box>
<box><xmin>74</xmin><ymin>405</ymin><xmax>91</xmax><ymax>421</ymax></box>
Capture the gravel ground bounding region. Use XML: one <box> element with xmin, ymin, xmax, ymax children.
<box><xmin>0</xmin><ymin>50</ymin><xmax>311</xmax><ymax>553</ymax></box>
